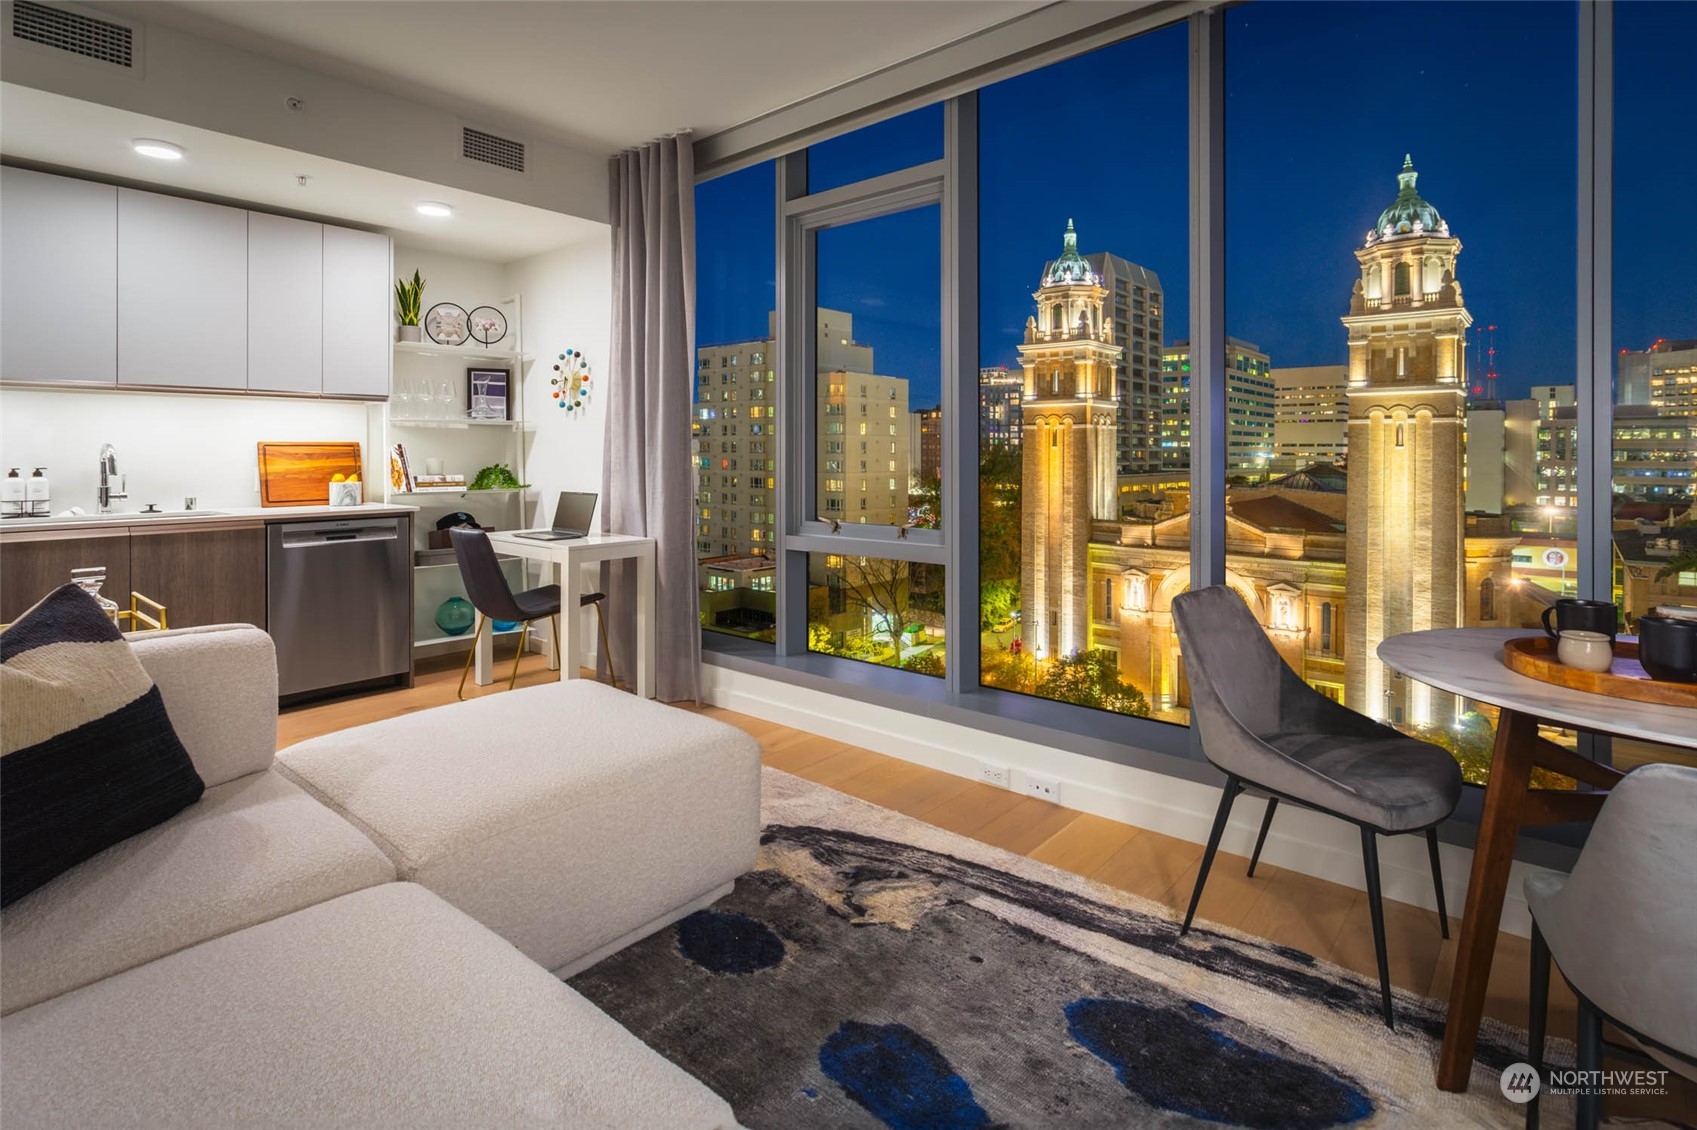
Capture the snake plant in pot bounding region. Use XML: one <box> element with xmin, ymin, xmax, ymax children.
<box><xmin>395</xmin><ymin>270</ymin><xmax>425</xmax><ymax>342</ymax></box>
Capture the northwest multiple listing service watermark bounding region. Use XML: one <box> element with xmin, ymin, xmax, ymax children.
<box><xmin>1501</xmin><ymin>1062</ymin><xmax>1670</xmax><ymax>1105</ymax></box>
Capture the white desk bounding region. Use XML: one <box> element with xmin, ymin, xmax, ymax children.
<box><xmin>480</xmin><ymin>531</ymin><xmax>656</xmax><ymax>698</ymax></box>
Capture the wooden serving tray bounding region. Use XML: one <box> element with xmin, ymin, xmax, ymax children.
<box><xmin>1503</xmin><ymin>636</ymin><xmax>1697</xmax><ymax>708</ymax></box>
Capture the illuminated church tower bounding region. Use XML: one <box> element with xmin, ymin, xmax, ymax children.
<box><xmin>1342</xmin><ymin>156</ymin><xmax>1472</xmax><ymax>725</ymax></box>
<box><xmin>1019</xmin><ymin>220</ymin><xmax>1122</xmax><ymax>660</ymax></box>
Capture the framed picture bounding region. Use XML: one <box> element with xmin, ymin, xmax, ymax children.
<box><xmin>467</xmin><ymin>367</ymin><xmax>510</xmax><ymax>420</ymax></box>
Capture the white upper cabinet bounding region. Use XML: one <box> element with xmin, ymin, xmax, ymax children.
<box><xmin>322</xmin><ymin>226</ymin><xmax>391</xmax><ymax>399</ymax></box>
<box><xmin>1</xmin><ymin>168</ymin><xmax>118</xmax><ymax>386</ymax></box>
<box><xmin>247</xmin><ymin>212</ymin><xmax>324</xmax><ymax>394</ymax></box>
<box><xmin>118</xmin><ymin>188</ymin><xmax>248</xmax><ymax>389</ymax></box>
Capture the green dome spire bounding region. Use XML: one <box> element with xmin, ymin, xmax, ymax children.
<box><xmin>1043</xmin><ymin>218</ymin><xmax>1100</xmax><ymax>286</ymax></box>
<box><xmin>1371</xmin><ymin>154</ymin><xmax>1449</xmax><ymax>242</ymax></box>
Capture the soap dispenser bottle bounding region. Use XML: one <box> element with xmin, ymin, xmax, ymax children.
<box><xmin>2</xmin><ymin>468</ymin><xmax>24</xmax><ymax>518</ymax></box>
<box><xmin>26</xmin><ymin>467</ymin><xmax>49</xmax><ymax>517</ymax></box>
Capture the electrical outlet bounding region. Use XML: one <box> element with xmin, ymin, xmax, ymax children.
<box><xmin>1024</xmin><ymin>773</ymin><xmax>1061</xmax><ymax>803</ymax></box>
<box><xmin>977</xmin><ymin>761</ymin><xmax>1010</xmax><ymax>789</ymax></box>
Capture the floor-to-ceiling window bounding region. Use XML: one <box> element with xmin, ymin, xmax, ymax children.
<box><xmin>1609</xmin><ymin>0</ymin><xmax>1697</xmax><ymax>772</ymax></box>
<box><xmin>693</xmin><ymin>2</ymin><xmax>1646</xmax><ymax>792</ymax></box>
<box><xmin>975</xmin><ymin>24</ymin><xmax>1191</xmax><ymax>723</ymax></box>
<box><xmin>695</xmin><ymin>160</ymin><xmax>779</xmax><ymax>642</ymax></box>
<box><xmin>1224</xmin><ymin>0</ymin><xmax>1578</xmax><ymax>781</ymax></box>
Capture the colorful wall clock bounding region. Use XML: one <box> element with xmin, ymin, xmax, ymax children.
<box><xmin>551</xmin><ymin>350</ymin><xmax>591</xmax><ymax>412</ymax></box>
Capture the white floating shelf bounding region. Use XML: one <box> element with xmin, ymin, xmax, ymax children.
<box><xmin>414</xmin><ymin>625</ymin><xmax>525</xmax><ymax>649</ymax></box>
<box><xmin>391</xmin><ymin>487</ymin><xmax>535</xmax><ymax>499</ymax></box>
<box><xmin>394</xmin><ymin>340</ymin><xmax>531</xmax><ymax>365</ymax></box>
<box><xmin>389</xmin><ymin>416</ymin><xmax>525</xmax><ymax>429</ymax></box>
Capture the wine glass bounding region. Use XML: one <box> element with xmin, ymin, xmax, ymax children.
<box><xmin>437</xmin><ymin>379</ymin><xmax>457</xmax><ymax>420</ymax></box>
<box><xmin>393</xmin><ymin>372</ymin><xmax>413</xmax><ymax>415</ymax></box>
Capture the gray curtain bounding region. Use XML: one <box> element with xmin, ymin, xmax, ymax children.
<box><xmin>602</xmin><ymin>133</ymin><xmax>699</xmax><ymax>702</ymax></box>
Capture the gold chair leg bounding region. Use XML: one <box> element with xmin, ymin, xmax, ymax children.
<box><xmin>457</xmin><ymin>614</ymin><xmax>486</xmax><ymax>701</ymax></box>
<box><xmin>508</xmin><ymin>620</ymin><xmax>532</xmax><ymax>691</ymax></box>
<box><xmin>550</xmin><ymin>614</ymin><xmax>562</xmax><ymax>676</ymax></box>
<box><xmin>595</xmin><ymin>602</ymin><xmax>616</xmax><ymax>689</ymax></box>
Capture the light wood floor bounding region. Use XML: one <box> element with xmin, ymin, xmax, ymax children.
<box><xmin>280</xmin><ymin>650</ymin><xmax>1695</xmax><ymax>1119</ymax></box>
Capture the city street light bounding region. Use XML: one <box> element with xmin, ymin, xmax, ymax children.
<box><xmin>1542</xmin><ymin>505</ymin><xmax>1557</xmax><ymax>535</ymax></box>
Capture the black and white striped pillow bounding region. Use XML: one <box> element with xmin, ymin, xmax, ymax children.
<box><xmin>1</xmin><ymin>584</ymin><xmax>204</xmax><ymax>907</ymax></box>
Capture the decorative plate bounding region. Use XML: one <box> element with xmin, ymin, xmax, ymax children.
<box><xmin>424</xmin><ymin>302</ymin><xmax>469</xmax><ymax>346</ymax></box>
<box><xmin>551</xmin><ymin>350</ymin><xmax>591</xmax><ymax>413</ymax></box>
<box><xmin>467</xmin><ymin>305</ymin><xmax>508</xmax><ymax>347</ymax></box>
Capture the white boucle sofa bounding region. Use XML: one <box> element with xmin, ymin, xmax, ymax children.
<box><xmin>1</xmin><ymin>625</ymin><xmax>759</xmax><ymax>1129</ymax></box>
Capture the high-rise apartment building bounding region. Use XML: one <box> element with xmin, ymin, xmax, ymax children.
<box><xmin>910</xmin><ymin>405</ymin><xmax>942</xmax><ymax>485</ymax></box>
<box><xmin>1538</xmin><ymin>404</ymin><xmax>1697</xmax><ymax>505</ymax></box>
<box><xmin>1463</xmin><ymin>398</ymin><xmax>1540</xmax><ymax>513</ymax></box>
<box><xmin>819</xmin><ymin>372</ymin><xmax>911</xmax><ymax>526</ymax></box>
<box><xmin>979</xmin><ymin>366</ymin><xmax>1022</xmax><ymax>448</ymax></box>
<box><xmin>1619</xmin><ymin>339</ymin><xmax>1697</xmax><ymax>415</ymax></box>
<box><xmin>1161</xmin><ymin>338</ymin><xmax>1276</xmax><ymax>477</ymax></box>
<box><xmin>1271</xmin><ymin>364</ymin><xmax>1348</xmax><ymax>472</ymax></box>
<box><xmin>696</xmin><ymin>308</ymin><xmax>898</xmax><ymax>560</ymax></box>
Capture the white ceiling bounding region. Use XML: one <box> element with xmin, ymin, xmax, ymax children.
<box><xmin>121</xmin><ymin>0</ymin><xmax>1043</xmax><ymax>154</ymax></box>
<box><xmin>0</xmin><ymin>84</ymin><xmax>605</xmax><ymax>261</ymax></box>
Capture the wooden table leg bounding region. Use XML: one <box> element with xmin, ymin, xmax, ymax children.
<box><xmin>1437</xmin><ymin>707</ymin><xmax>1538</xmax><ymax>1091</ymax></box>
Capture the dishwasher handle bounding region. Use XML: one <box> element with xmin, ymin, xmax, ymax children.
<box><xmin>276</xmin><ymin>519</ymin><xmax>402</xmax><ymax>548</ymax></box>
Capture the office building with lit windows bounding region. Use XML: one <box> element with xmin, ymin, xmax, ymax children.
<box><xmin>1161</xmin><ymin>338</ymin><xmax>1276</xmax><ymax>477</ymax></box>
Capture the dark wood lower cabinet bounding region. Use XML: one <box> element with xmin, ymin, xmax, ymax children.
<box><xmin>129</xmin><ymin>525</ymin><xmax>267</xmax><ymax>630</ymax></box>
<box><xmin>0</xmin><ymin>530</ymin><xmax>133</xmax><ymax>623</ymax></box>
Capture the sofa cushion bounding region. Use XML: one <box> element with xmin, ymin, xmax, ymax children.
<box><xmin>1</xmin><ymin>768</ymin><xmax>394</xmax><ymax>1015</ymax></box>
<box><xmin>129</xmin><ymin>625</ymin><xmax>278</xmax><ymax>788</ymax></box>
<box><xmin>277</xmin><ymin>679</ymin><xmax>761</xmax><ymax>973</ymax></box>
<box><xmin>1</xmin><ymin>883</ymin><xmax>736</xmax><ymax>1129</ymax></box>
<box><xmin>1</xmin><ymin>584</ymin><xmax>204</xmax><ymax>907</ymax></box>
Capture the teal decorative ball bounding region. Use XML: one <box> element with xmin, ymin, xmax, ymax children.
<box><xmin>435</xmin><ymin>596</ymin><xmax>475</xmax><ymax>636</ymax></box>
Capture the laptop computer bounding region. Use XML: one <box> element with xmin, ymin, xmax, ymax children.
<box><xmin>514</xmin><ymin>491</ymin><xmax>598</xmax><ymax>541</ymax></box>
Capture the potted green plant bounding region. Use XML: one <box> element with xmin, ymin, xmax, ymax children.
<box><xmin>394</xmin><ymin>269</ymin><xmax>425</xmax><ymax>342</ymax></box>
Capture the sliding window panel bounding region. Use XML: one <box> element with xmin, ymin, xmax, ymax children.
<box><xmin>977</xmin><ymin>24</ymin><xmax>1191</xmax><ymax>726</ymax></box>
<box><xmin>812</xmin><ymin>205</ymin><xmax>944</xmax><ymax>533</ymax></box>
<box><xmin>806</xmin><ymin>104</ymin><xmax>945</xmax><ymax>196</ymax></box>
<box><xmin>695</xmin><ymin>160</ymin><xmax>780</xmax><ymax>643</ymax></box>
<box><xmin>1609</xmin><ymin>1</ymin><xmax>1697</xmax><ymax>773</ymax></box>
<box><xmin>1226</xmin><ymin>1</ymin><xmax>1578</xmax><ymax>781</ymax></box>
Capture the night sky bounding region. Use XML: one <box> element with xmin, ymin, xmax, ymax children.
<box><xmin>696</xmin><ymin>2</ymin><xmax>1696</xmax><ymax>407</ymax></box>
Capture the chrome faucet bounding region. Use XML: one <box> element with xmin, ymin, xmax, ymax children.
<box><xmin>97</xmin><ymin>443</ymin><xmax>128</xmax><ymax>513</ymax></box>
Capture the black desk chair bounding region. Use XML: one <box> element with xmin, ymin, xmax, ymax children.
<box><xmin>449</xmin><ymin>528</ymin><xmax>615</xmax><ymax>699</ymax></box>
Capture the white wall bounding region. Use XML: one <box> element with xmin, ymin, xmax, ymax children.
<box><xmin>0</xmin><ymin>386</ymin><xmax>373</xmax><ymax>513</ymax></box>
<box><xmin>506</xmin><ymin>235</ymin><xmax>612</xmax><ymax>527</ymax></box>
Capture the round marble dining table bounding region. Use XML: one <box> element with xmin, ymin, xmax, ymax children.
<box><xmin>1378</xmin><ymin>627</ymin><xmax>1696</xmax><ymax>1092</ymax></box>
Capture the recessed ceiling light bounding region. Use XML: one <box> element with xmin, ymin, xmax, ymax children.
<box><xmin>132</xmin><ymin>139</ymin><xmax>184</xmax><ymax>161</ymax></box>
<box><xmin>416</xmin><ymin>201</ymin><xmax>454</xmax><ymax>218</ymax></box>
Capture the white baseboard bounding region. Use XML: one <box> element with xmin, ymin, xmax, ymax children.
<box><xmin>703</xmin><ymin>663</ymin><xmax>1551</xmax><ymax>938</ymax></box>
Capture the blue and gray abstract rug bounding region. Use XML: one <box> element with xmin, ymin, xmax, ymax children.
<box><xmin>570</xmin><ymin>769</ymin><xmax>1573</xmax><ymax>1128</ymax></box>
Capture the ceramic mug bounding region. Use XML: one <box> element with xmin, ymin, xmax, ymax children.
<box><xmin>1637</xmin><ymin>613</ymin><xmax>1697</xmax><ymax>683</ymax></box>
<box><xmin>1542</xmin><ymin>598</ymin><xmax>1619</xmax><ymax>642</ymax></box>
<box><xmin>1556</xmin><ymin>629</ymin><xmax>1614</xmax><ymax>673</ymax></box>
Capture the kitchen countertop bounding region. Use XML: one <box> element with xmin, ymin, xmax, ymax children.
<box><xmin>0</xmin><ymin>503</ymin><xmax>416</xmax><ymax>538</ymax></box>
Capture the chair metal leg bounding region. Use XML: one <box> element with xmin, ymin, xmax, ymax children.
<box><xmin>1248</xmin><ymin>797</ymin><xmax>1278</xmax><ymax>878</ymax></box>
<box><xmin>594</xmin><ymin>601</ymin><xmax>616</xmax><ymax>687</ymax></box>
<box><xmin>456</xmin><ymin>614</ymin><xmax>485</xmax><ymax>701</ymax></box>
<box><xmin>550</xmin><ymin>614</ymin><xmax>562</xmax><ymax>671</ymax></box>
<box><xmin>1525</xmin><ymin>923</ymin><xmax>1550</xmax><ymax>1130</ymax></box>
<box><xmin>508</xmin><ymin>619</ymin><xmax>531</xmax><ymax>691</ymax></box>
<box><xmin>1575</xmin><ymin>993</ymin><xmax>1603</xmax><ymax>1130</ymax></box>
<box><xmin>1181</xmin><ymin>775</ymin><xmax>1241</xmax><ymax>935</ymax></box>
<box><xmin>1360</xmin><ymin>826</ymin><xmax>1394</xmax><ymax>1029</ymax></box>
<box><xmin>1425</xmin><ymin>827</ymin><xmax>1450</xmax><ymax>940</ymax></box>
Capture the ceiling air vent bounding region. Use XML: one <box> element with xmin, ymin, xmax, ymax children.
<box><xmin>10</xmin><ymin>1</ymin><xmax>134</xmax><ymax>67</ymax></box>
<box><xmin>461</xmin><ymin>126</ymin><xmax>525</xmax><ymax>174</ymax></box>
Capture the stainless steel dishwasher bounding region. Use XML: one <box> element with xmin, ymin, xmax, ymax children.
<box><xmin>267</xmin><ymin>515</ymin><xmax>412</xmax><ymax>699</ymax></box>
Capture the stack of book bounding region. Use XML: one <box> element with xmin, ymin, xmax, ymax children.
<box><xmin>411</xmin><ymin>473</ymin><xmax>467</xmax><ymax>492</ymax></box>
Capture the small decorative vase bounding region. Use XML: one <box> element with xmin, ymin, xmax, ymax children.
<box><xmin>397</xmin><ymin>325</ymin><xmax>422</xmax><ymax>343</ymax></box>
<box><xmin>435</xmin><ymin>596</ymin><xmax>475</xmax><ymax>636</ymax></box>
<box><xmin>492</xmin><ymin>620</ymin><xmax>519</xmax><ymax>632</ymax></box>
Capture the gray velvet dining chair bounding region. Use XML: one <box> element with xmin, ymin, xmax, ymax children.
<box><xmin>1171</xmin><ymin>584</ymin><xmax>1463</xmax><ymax>1028</ymax></box>
<box><xmin>1524</xmin><ymin>762</ymin><xmax>1697</xmax><ymax>1130</ymax></box>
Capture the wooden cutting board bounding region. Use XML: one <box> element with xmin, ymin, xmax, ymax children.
<box><xmin>257</xmin><ymin>442</ymin><xmax>362</xmax><ymax>507</ymax></box>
